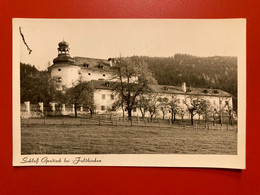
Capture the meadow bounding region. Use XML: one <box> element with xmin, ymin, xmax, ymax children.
<box><xmin>21</xmin><ymin>117</ymin><xmax>237</xmax><ymax>155</ymax></box>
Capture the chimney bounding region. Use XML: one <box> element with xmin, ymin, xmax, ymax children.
<box><xmin>108</xmin><ymin>58</ymin><xmax>113</xmax><ymax>67</ymax></box>
<box><xmin>182</xmin><ymin>82</ymin><xmax>186</xmax><ymax>92</ymax></box>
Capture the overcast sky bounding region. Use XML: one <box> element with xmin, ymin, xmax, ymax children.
<box><xmin>17</xmin><ymin>19</ymin><xmax>245</xmax><ymax>70</ymax></box>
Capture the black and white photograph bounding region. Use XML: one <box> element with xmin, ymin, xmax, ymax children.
<box><xmin>13</xmin><ymin>19</ymin><xmax>246</xmax><ymax>168</ymax></box>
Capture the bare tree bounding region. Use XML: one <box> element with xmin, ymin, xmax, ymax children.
<box><xmin>196</xmin><ymin>98</ymin><xmax>210</xmax><ymax>124</ymax></box>
<box><xmin>136</xmin><ymin>95</ymin><xmax>149</xmax><ymax>118</ymax></box>
<box><xmin>146</xmin><ymin>94</ymin><xmax>160</xmax><ymax>122</ymax></box>
<box><xmin>113</xmin><ymin>57</ymin><xmax>156</xmax><ymax>120</ymax></box>
<box><xmin>168</xmin><ymin>96</ymin><xmax>180</xmax><ymax>124</ymax></box>
<box><xmin>158</xmin><ymin>97</ymin><xmax>169</xmax><ymax>120</ymax></box>
<box><xmin>183</xmin><ymin>96</ymin><xmax>202</xmax><ymax>125</ymax></box>
<box><xmin>177</xmin><ymin>106</ymin><xmax>187</xmax><ymax>123</ymax></box>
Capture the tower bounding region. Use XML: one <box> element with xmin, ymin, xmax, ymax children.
<box><xmin>49</xmin><ymin>40</ymin><xmax>80</xmax><ymax>88</ymax></box>
<box><xmin>53</xmin><ymin>40</ymin><xmax>75</xmax><ymax>64</ymax></box>
<box><xmin>58</xmin><ymin>40</ymin><xmax>70</xmax><ymax>54</ymax></box>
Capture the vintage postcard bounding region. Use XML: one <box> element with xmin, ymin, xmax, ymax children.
<box><xmin>13</xmin><ymin>19</ymin><xmax>246</xmax><ymax>168</ymax></box>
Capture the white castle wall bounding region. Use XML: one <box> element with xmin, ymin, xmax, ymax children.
<box><xmin>51</xmin><ymin>65</ymin><xmax>80</xmax><ymax>87</ymax></box>
<box><xmin>80</xmin><ymin>69</ymin><xmax>114</xmax><ymax>82</ymax></box>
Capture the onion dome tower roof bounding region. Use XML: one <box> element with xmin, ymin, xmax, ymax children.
<box><xmin>58</xmin><ymin>40</ymin><xmax>69</xmax><ymax>47</ymax></box>
<box><xmin>53</xmin><ymin>40</ymin><xmax>75</xmax><ymax>64</ymax></box>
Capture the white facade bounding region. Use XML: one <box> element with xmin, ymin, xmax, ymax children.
<box><xmin>51</xmin><ymin>65</ymin><xmax>80</xmax><ymax>88</ymax></box>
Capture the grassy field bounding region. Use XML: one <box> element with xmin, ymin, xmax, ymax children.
<box><xmin>21</xmin><ymin>118</ymin><xmax>237</xmax><ymax>155</ymax></box>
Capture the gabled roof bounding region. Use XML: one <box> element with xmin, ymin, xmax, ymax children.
<box><xmin>149</xmin><ymin>84</ymin><xmax>231</xmax><ymax>97</ymax></box>
<box><xmin>90</xmin><ymin>80</ymin><xmax>232</xmax><ymax>97</ymax></box>
<box><xmin>73</xmin><ymin>57</ymin><xmax>115</xmax><ymax>72</ymax></box>
<box><xmin>49</xmin><ymin>56</ymin><xmax>116</xmax><ymax>72</ymax></box>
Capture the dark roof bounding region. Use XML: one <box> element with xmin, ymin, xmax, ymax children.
<box><xmin>90</xmin><ymin>80</ymin><xmax>117</xmax><ymax>90</ymax></box>
<box><xmin>58</xmin><ymin>41</ymin><xmax>69</xmax><ymax>46</ymax></box>
<box><xmin>49</xmin><ymin>56</ymin><xmax>115</xmax><ymax>72</ymax></box>
<box><xmin>149</xmin><ymin>84</ymin><xmax>231</xmax><ymax>97</ymax></box>
<box><xmin>73</xmin><ymin>57</ymin><xmax>114</xmax><ymax>72</ymax></box>
<box><xmin>90</xmin><ymin>80</ymin><xmax>232</xmax><ymax>97</ymax></box>
<box><xmin>53</xmin><ymin>53</ymin><xmax>75</xmax><ymax>64</ymax></box>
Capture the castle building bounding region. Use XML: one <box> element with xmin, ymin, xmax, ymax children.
<box><xmin>48</xmin><ymin>41</ymin><xmax>233</xmax><ymax>119</ymax></box>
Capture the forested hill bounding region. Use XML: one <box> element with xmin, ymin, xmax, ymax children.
<box><xmin>139</xmin><ymin>54</ymin><xmax>237</xmax><ymax>97</ymax></box>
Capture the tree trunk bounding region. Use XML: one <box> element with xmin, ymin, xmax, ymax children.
<box><xmin>171</xmin><ymin>109</ymin><xmax>174</xmax><ymax>124</ymax></box>
<box><xmin>139</xmin><ymin>108</ymin><xmax>145</xmax><ymax>118</ymax></box>
<box><xmin>121</xmin><ymin>105</ymin><xmax>125</xmax><ymax>121</ymax></box>
<box><xmin>198</xmin><ymin>115</ymin><xmax>200</xmax><ymax>124</ymax></box>
<box><xmin>127</xmin><ymin>108</ymin><xmax>132</xmax><ymax>121</ymax></box>
<box><xmin>219</xmin><ymin>112</ymin><xmax>222</xmax><ymax>125</ymax></box>
<box><xmin>191</xmin><ymin>113</ymin><xmax>194</xmax><ymax>125</ymax></box>
<box><xmin>173</xmin><ymin>112</ymin><xmax>176</xmax><ymax>121</ymax></box>
<box><xmin>74</xmin><ymin>104</ymin><xmax>78</xmax><ymax>118</ymax></box>
<box><xmin>90</xmin><ymin>108</ymin><xmax>93</xmax><ymax>118</ymax></box>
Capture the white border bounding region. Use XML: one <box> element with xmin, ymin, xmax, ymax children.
<box><xmin>13</xmin><ymin>18</ymin><xmax>246</xmax><ymax>168</ymax></box>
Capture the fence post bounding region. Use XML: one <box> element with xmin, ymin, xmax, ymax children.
<box><xmin>207</xmin><ymin>123</ymin><xmax>210</xmax><ymax>130</ymax></box>
<box><xmin>25</xmin><ymin>101</ymin><xmax>30</xmax><ymax>113</ymax></box>
<box><xmin>227</xmin><ymin>123</ymin><xmax>229</xmax><ymax>131</ymax></box>
<box><xmin>39</xmin><ymin>102</ymin><xmax>44</xmax><ymax>112</ymax></box>
<box><xmin>50</xmin><ymin>102</ymin><xmax>56</xmax><ymax>112</ymax></box>
<box><xmin>195</xmin><ymin>123</ymin><xmax>198</xmax><ymax>130</ymax></box>
<box><xmin>62</xmin><ymin>104</ymin><xmax>66</xmax><ymax>114</ymax></box>
<box><xmin>131</xmin><ymin>118</ymin><xmax>133</xmax><ymax>127</ymax></box>
<box><xmin>99</xmin><ymin>116</ymin><xmax>101</xmax><ymax>126</ymax></box>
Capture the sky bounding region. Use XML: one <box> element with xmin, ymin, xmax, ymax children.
<box><xmin>16</xmin><ymin>19</ymin><xmax>246</xmax><ymax>70</ymax></box>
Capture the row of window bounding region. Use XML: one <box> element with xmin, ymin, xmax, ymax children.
<box><xmin>88</xmin><ymin>73</ymin><xmax>106</xmax><ymax>77</ymax></box>
<box><xmin>100</xmin><ymin>106</ymin><xmax>137</xmax><ymax>112</ymax></box>
<box><xmin>101</xmin><ymin>105</ymin><xmax>116</xmax><ymax>111</ymax></box>
<box><xmin>102</xmin><ymin>94</ymin><xmax>114</xmax><ymax>100</ymax></box>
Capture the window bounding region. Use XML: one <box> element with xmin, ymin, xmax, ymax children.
<box><xmin>58</xmin><ymin>68</ymin><xmax>61</xmax><ymax>71</ymax></box>
<box><xmin>103</xmin><ymin>74</ymin><xmax>106</xmax><ymax>77</ymax></box>
<box><xmin>83</xmin><ymin>63</ymin><xmax>89</xmax><ymax>68</ymax></box>
<box><xmin>102</xmin><ymin>94</ymin><xmax>105</xmax><ymax>99</ymax></box>
<box><xmin>111</xmin><ymin>94</ymin><xmax>114</xmax><ymax>100</ymax></box>
<box><xmin>88</xmin><ymin>73</ymin><xmax>91</xmax><ymax>75</ymax></box>
<box><xmin>101</xmin><ymin>106</ymin><xmax>105</xmax><ymax>111</ymax></box>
